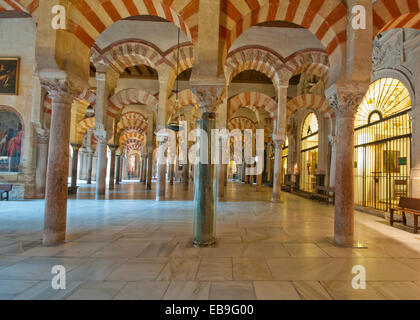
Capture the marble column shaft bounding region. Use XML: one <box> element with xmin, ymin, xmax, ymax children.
<box><xmin>42</xmin><ymin>85</ymin><xmax>74</xmax><ymax>246</ymax></box>
<box><xmin>70</xmin><ymin>144</ymin><xmax>81</xmax><ymax>189</ymax></box>
<box><xmin>86</xmin><ymin>151</ymin><xmax>93</xmax><ymax>184</ymax></box>
<box><xmin>272</xmin><ymin>140</ymin><xmax>284</xmax><ymax>202</ymax></box>
<box><xmin>193</xmin><ymin>113</ymin><xmax>217</xmax><ymax>247</ymax></box>
<box><xmin>334</xmin><ymin>112</ymin><xmax>355</xmax><ymax>246</ymax></box>
<box><xmin>108</xmin><ymin>146</ymin><xmax>117</xmax><ymax>190</ymax></box>
<box><xmin>115</xmin><ymin>154</ymin><xmax>121</xmax><ymax>185</ymax></box>
<box><xmin>146</xmin><ymin>152</ymin><xmax>153</xmax><ymax>190</ymax></box>
<box><xmin>35</xmin><ymin>130</ymin><xmax>49</xmax><ymax>199</ymax></box>
<box><xmin>95</xmin><ymin>137</ymin><xmax>107</xmax><ymax>197</ymax></box>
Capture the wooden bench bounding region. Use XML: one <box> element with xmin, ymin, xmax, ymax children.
<box><xmin>311</xmin><ymin>186</ymin><xmax>335</xmax><ymax>204</ymax></box>
<box><xmin>0</xmin><ymin>184</ymin><xmax>12</xmax><ymax>201</ymax></box>
<box><xmin>282</xmin><ymin>181</ymin><xmax>293</xmax><ymax>192</ymax></box>
<box><xmin>390</xmin><ymin>197</ymin><xmax>420</xmax><ymax>234</ymax></box>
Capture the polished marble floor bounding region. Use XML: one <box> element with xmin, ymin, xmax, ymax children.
<box><xmin>0</xmin><ymin>181</ymin><xmax>420</xmax><ymax>300</ymax></box>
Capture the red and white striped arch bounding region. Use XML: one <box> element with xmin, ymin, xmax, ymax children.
<box><xmin>77</xmin><ymin>117</ymin><xmax>96</xmax><ymax>137</ymax></box>
<box><xmin>108</xmin><ymin>88</ymin><xmax>158</xmax><ymax>118</ymax></box>
<box><xmin>287</xmin><ymin>94</ymin><xmax>334</xmax><ymax>119</ymax></box>
<box><xmin>224</xmin><ymin>46</ymin><xmax>292</xmax><ymax>86</ymax></box>
<box><xmin>91</xmin><ymin>40</ymin><xmax>164</xmax><ymax>73</ymax></box>
<box><xmin>227</xmin><ymin>116</ymin><xmax>257</xmax><ymax>131</ymax></box>
<box><xmin>66</xmin><ymin>0</ymin><xmax>196</xmax><ymax>50</ymax></box>
<box><xmin>373</xmin><ymin>0</ymin><xmax>420</xmax><ymax>37</ymax></box>
<box><xmin>286</xmin><ymin>50</ymin><xmax>329</xmax><ymax>81</ymax></box>
<box><xmin>167</xmin><ymin>89</ymin><xmax>199</xmax><ymax>121</ymax></box>
<box><xmin>120</xmin><ymin>131</ymin><xmax>145</xmax><ymax>146</ymax></box>
<box><xmin>228</xmin><ymin>92</ymin><xmax>276</xmax><ymax>120</ymax></box>
<box><xmin>117</xmin><ymin>111</ymin><xmax>148</xmax><ymax>133</ymax></box>
<box><xmin>75</xmin><ymin>88</ymin><xmax>97</xmax><ymax>106</ymax></box>
<box><xmin>0</xmin><ymin>0</ymin><xmax>37</xmax><ymax>13</ymax></box>
<box><xmin>220</xmin><ymin>0</ymin><xmax>347</xmax><ymax>63</ymax></box>
<box><xmin>225</xmin><ymin>46</ymin><xmax>329</xmax><ymax>86</ymax></box>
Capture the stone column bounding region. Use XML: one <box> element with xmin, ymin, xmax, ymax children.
<box><xmin>35</xmin><ymin>129</ymin><xmax>49</xmax><ymax>199</ymax></box>
<box><xmin>328</xmin><ymin>135</ymin><xmax>337</xmax><ymax>190</ymax></box>
<box><xmin>156</xmin><ymin>135</ymin><xmax>168</xmax><ymax>201</ymax></box>
<box><xmin>146</xmin><ymin>150</ymin><xmax>153</xmax><ymax>190</ymax></box>
<box><xmin>86</xmin><ymin>150</ymin><xmax>93</xmax><ymax>184</ymax></box>
<box><xmin>140</xmin><ymin>154</ymin><xmax>146</xmax><ymax>183</ymax></box>
<box><xmin>183</xmin><ymin>160</ymin><xmax>190</xmax><ymax>190</ymax></box>
<box><xmin>272</xmin><ymin>84</ymin><xmax>288</xmax><ymax>202</ymax></box>
<box><xmin>41</xmin><ymin>79</ymin><xmax>77</xmax><ymax>245</ymax></box>
<box><xmin>169</xmin><ymin>163</ymin><xmax>174</xmax><ymax>185</ymax></box>
<box><xmin>92</xmin><ymin>153</ymin><xmax>98</xmax><ymax>181</ymax></box>
<box><xmin>69</xmin><ymin>144</ymin><xmax>81</xmax><ymax>193</ymax></box>
<box><xmin>256</xmin><ymin>168</ymin><xmax>263</xmax><ymax>191</ymax></box>
<box><xmin>115</xmin><ymin>153</ymin><xmax>121</xmax><ymax>185</ymax></box>
<box><xmin>327</xmin><ymin>85</ymin><xmax>366</xmax><ymax>247</ymax></box>
<box><xmin>191</xmin><ymin>84</ymin><xmax>225</xmax><ymax>247</ymax></box>
<box><xmin>108</xmin><ymin>145</ymin><xmax>118</xmax><ymax>190</ymax></box>
<box><xmin>94</xmin><ymin>130</ymin><xmax>108</xmax><ymax>197</ymax></box>
<box><xmin>217</xmin><ymin>138</ymin><xmax>227</xmax><ymax>199</ymax></box>
<box><xmin>78</xmin><ymin>150</ymin><xmax>86</xmax><ymax>180</ymax></box>
<box><xmin>272</xmin><ymin>138</ymin><xmax>285</xmax><ymax>202</ymax></box>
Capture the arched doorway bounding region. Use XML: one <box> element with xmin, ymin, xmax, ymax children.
<box><xmin>300</xmin><ymin>112</ymin><xmax>319</xmax><ymax>192</ymax></box>
<box><xmin>354</xmin><ymin>78</ymin><xmax>412</xmax><ymax>211</ymax></box>
<box><xmin>0</xmin><ymin>107</ymin><xmax>23</xmax><ymax>173</ymax></box>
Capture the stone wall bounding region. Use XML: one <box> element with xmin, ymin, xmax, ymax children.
<box><xmin>0</xmin><ymin>17</ymin><xmax>37</xmax><ymax>199</ymax></box>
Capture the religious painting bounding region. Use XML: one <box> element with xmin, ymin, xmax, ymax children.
<box><xmin>383</xmin><ymin>150</ymin><xmax>400</xmax><ymax>173</ymax></box>
<box><xmin>0</xmin><ymin>58</ymin><xmax>20</xmax><ymax>95</ymax></box>
<box><xmin>0</xmin><ymin>110</ymin><xmax>23</xmax><ymax>172</ymax></box>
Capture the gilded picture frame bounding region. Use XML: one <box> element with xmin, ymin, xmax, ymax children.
<box><xmin>0</xmin><ymin>58</ymin><xmax>20</xmax><ymax>95</ymax></box>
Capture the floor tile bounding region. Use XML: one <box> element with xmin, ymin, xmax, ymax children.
<box><xmin>254</xmin><ymin>281</ymin><xmax>301</xmax><ymax>300</ymax></box>
<box><xmin>196</xmin><ymin>258</ymin><xmax>232</xmax><ymax>281</ymax></box>
<box><xmin>114</xmin><ymin>281</ymin><xmax>170</xmax><ymax>300</ymax></box>
<box><xmin>209</xmin><ymin>281</ymin><xmax>256</xmax><ymax>300</ymax></box>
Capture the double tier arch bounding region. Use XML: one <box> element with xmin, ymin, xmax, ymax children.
<box><xmin>228</xmin><ymin>92</ymin><xmax>276</xmax><ymax>121</ymax></box>
<box><xmin>220</xmin><ymin>0</ymin><xmax>347</xmax><ymax>84</ymax></box>
<box><xmin>108</xmin><ymin>88</ymin><xmax>158</xmax><ymax>118</ymax></box>
<box><xmin>373</xmin><ymin>0</ymin><xmax>420</xmax><ymax>37</ymax></box>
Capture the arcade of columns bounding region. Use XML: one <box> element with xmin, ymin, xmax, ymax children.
<box><xmin>1</xmin><ymin>0</ymin><xmax>418</xmax><ymax>249</ymax></box>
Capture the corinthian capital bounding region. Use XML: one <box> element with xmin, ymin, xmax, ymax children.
<box><xmin>94</xmin><ymin>128</ymin><xmax>108</xmax><ymax>144</ymax></box>
<box><xmin>191</xmin><ymin>85</ymin><xmax>226</xmax><ymax>114</ymax></box>
<box><xmin>40</xmin><ymin>78</ymin><xmax>81</xmax><ymax>102</ymax></box>
<box><xmin>36</xmin><ymin>128</ymin><xmax>50</xmax><ymax>144</ymax></box>
<box><xmin>326</xmin><ymin>81</ymin><xmax>368</xmax><ymax>118</ymax></box>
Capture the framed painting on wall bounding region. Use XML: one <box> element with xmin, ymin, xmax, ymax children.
<box><xmin>383</xmin><ymin>151</ymin><xmax>400</xmax><ymax>173</ymax></box>
<box><xmin>0</xmin><ymin>58</ymin><xmax>20</xmax><ymax>95</ymax></box>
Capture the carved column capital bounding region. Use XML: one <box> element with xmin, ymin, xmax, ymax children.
<box><xmin>191</xmin><ymin>85</ymin><xmax>226</xmax><ymax>114</ymax></box>
<box><xmin>71</xmin><ymin>144</ymin><xmax>82</xmax><ymax>152</ymax></box>
<box><xmin>40</xmin><ymin>78</ymin><xmax>81</xmax><ymax>104</ymax></box>
<box><xmin>94</xmin><ymin>128</ymin><xmax>108</xmax><ymax>144</ymax></box>
<box><xmin>272</xmin><ymin>133</ymin><xmax>285</xmax><ymax>147</ymax></box>
<box><xmin>326</xmin><ymin>82</ymin><xmax>368</xmax><ymax>118</ymax></box>
<box><xmin>108</xmin><ymin>144</ymin><xmax>119</xmax><ymax>153</ymax></box>
<box><xmin>35</xmin><ymin>127</ymin><xmax>50</xmax><ymax>144</ymax></box>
